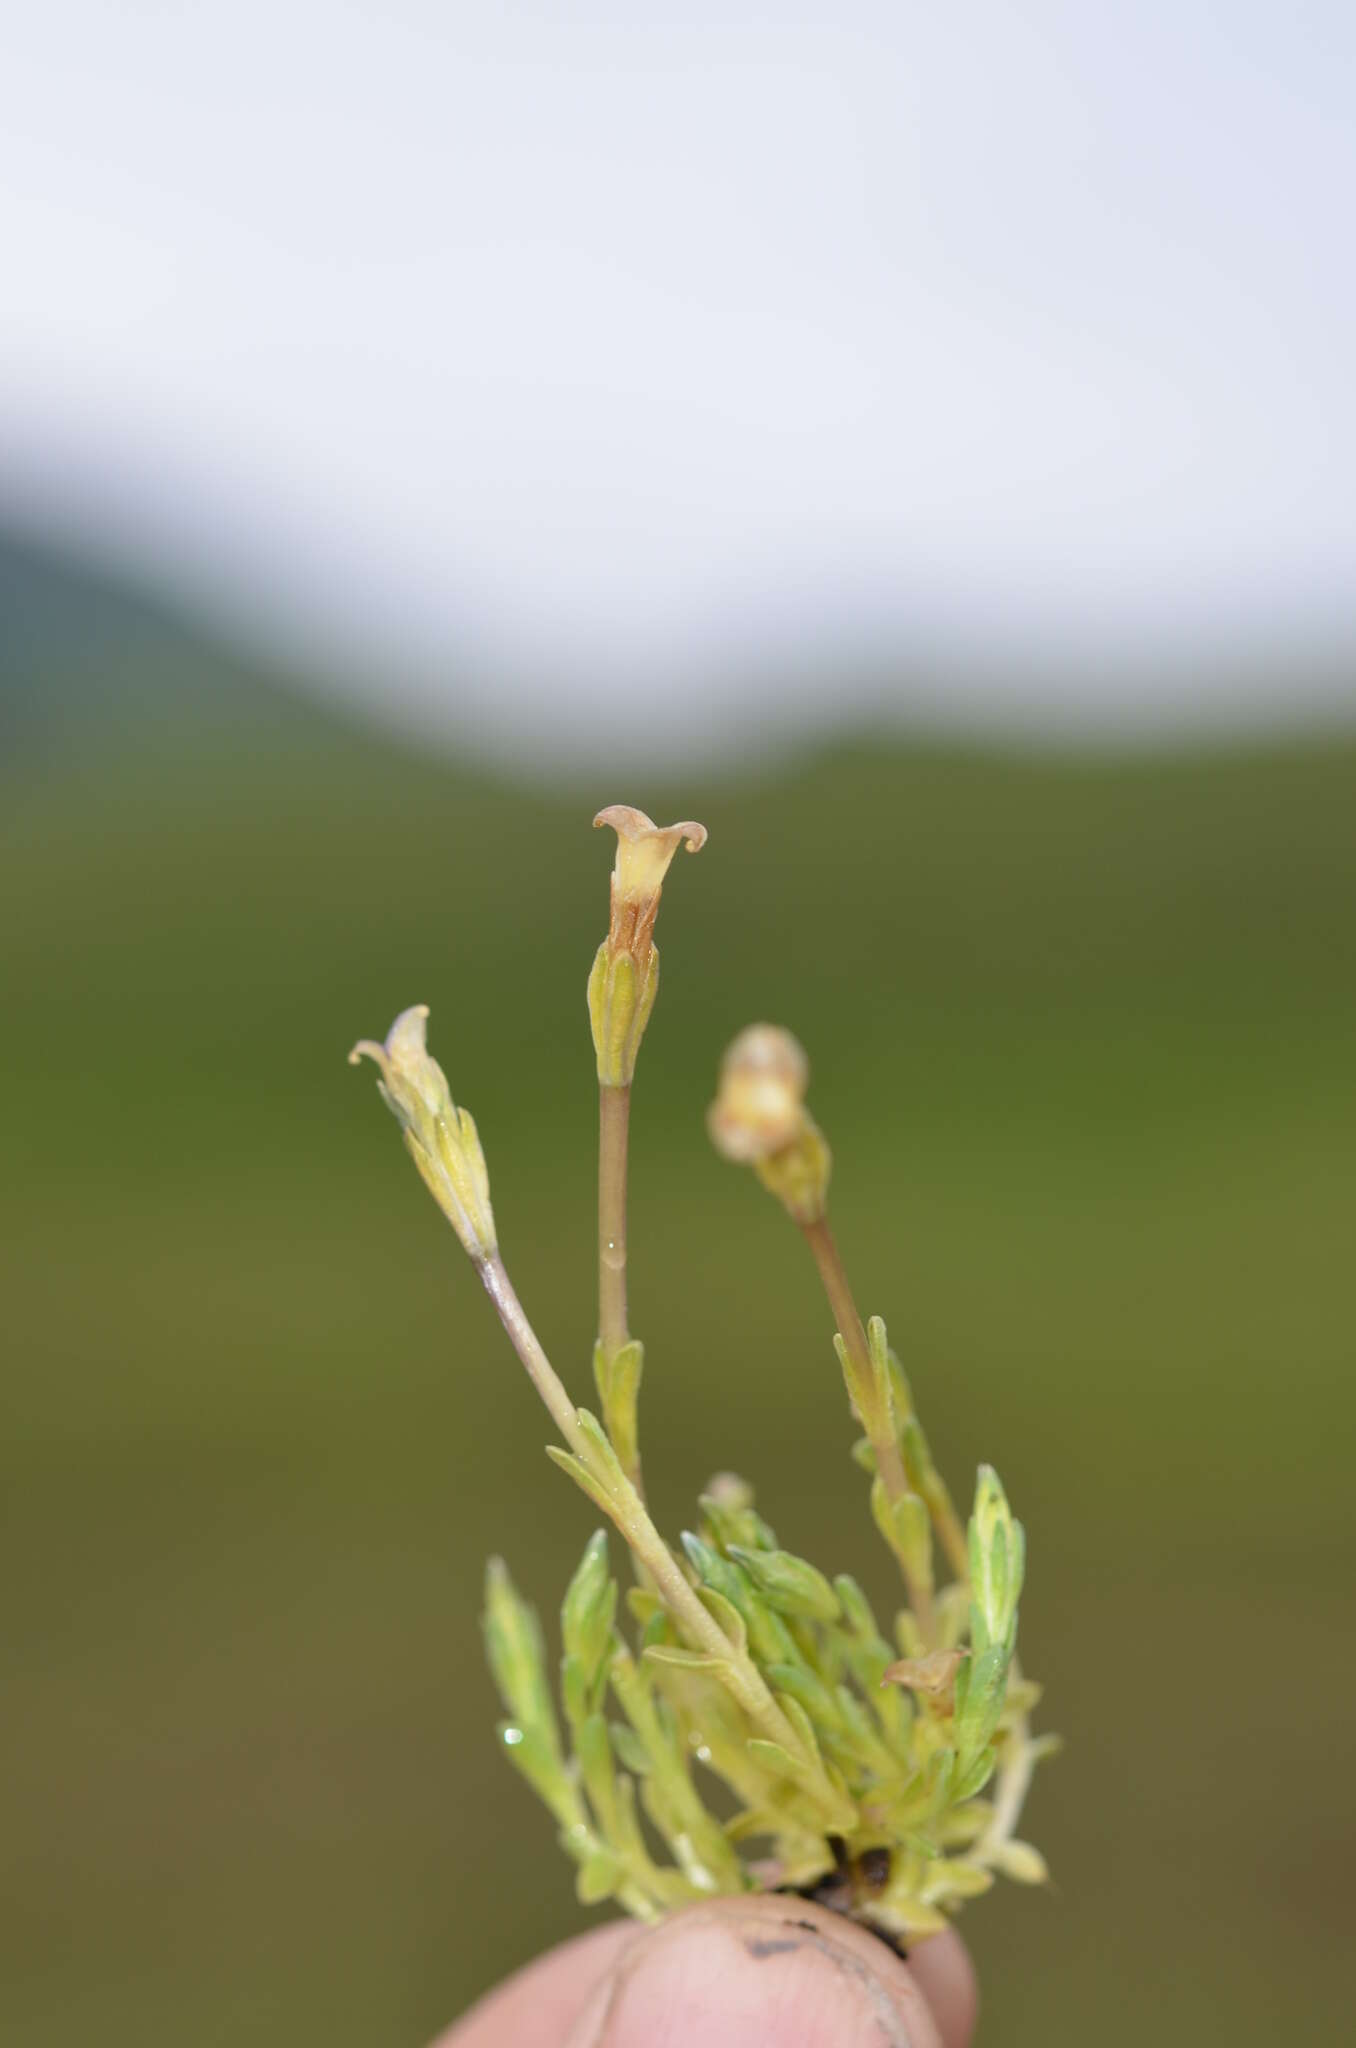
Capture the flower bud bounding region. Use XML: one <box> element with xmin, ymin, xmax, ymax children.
<box><xmin>968</xmin><ymin>1463</ymin><xmax>1025</xmax><ymax>1654</ymax></box>
<box><xmin>725</xmin><ymin>1543</ymin><xmax>841</xmax><ymax>1624</ymax></box>
<box><xmin>588</xmin><ymin>805</ymin><xmax>707</xmax><ymax>1086</ymax></box>
<box><xmin>707</xmin><ymin>1024</ymin><xmax>831</xmax><ymax>1224</ymax></box>
<box><xmin>349</xmin><ymin>1004</ymin><xmax>497</xmax><ymax>1261</ymax></box>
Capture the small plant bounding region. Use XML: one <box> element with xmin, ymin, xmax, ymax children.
<box><xmin>350</xmin><ymin>805</ymin><xmax>1054</xmax><ymax>1947</ymax></box>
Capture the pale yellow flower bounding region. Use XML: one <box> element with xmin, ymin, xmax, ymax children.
<box><xmin>707</xmin><ymin>1023</ymin><xmax>831</xmax><ymax>1224</ymax></box>
<box><xmin>594</xmin><ymin>805</ymin><xmax>707</xmax><ymax>960</ymax></box>
<box><xmin>588</xmin><ymin>805</ymin><xmax>707</xmax><ymax>1087</ymax></box>
<box><xmin>706</xmin><ymin>1024</ymin><xmax>809</xmax><ymax>1161</ymax></box>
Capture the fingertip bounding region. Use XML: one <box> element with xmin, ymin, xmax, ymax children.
<box><xmin>907</xmin><ymin>1927</ymin><xmax>980</xmax><ymax>2048</ymax></box>
<box><xmin>438</xmin><ymin>1918</ymin><xmax>640</xmax><ymax>2048</ymax></box>
<box><xmin>440</xmin><ymin>1900</ymin><xmax>978</xmax><ymax>2048</ymax></box>
<box><xmin>564</xmin><ymin>1897</ymin><xmax>958</xmax><ymax>2048</ymax></box>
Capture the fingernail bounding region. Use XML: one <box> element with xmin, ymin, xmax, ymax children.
<box><xmin>566</xmin><ymin>1902</ymin><xmax>936</xmax><ymax>2048</ymax></box>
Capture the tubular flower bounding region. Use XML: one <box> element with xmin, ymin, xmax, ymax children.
<box><xmin>349</xmin><ymin>1005</ymin><xmax>496</xmax><ymax>1260</ymax></box>
<box><xmin>707</xmin><ymin>1024</ymin><xmax>831</xmax><ymax>1224</ymax></box>
<box><xmin>587</xmin><ymin>805</ymin><xmax>707</xmax><ymax>1086</ymax></box>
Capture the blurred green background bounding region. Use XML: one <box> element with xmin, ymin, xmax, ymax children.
<box><xmin>3</xmin><ymin>531</ymin><xmax>1354</xmax><ymax>2045</ymax></box>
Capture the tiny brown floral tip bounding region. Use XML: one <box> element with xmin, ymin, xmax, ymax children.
<box><xmin>881</xmin><ymin>1647</ymin><xmax>968</xmax><ymax>1695</ymax></box>
<box><xmin>349</xmin><ymin>1005</ymin><xmax>496</xmax><ymax>1260</ymax></box>
<box><xmin>593</xmin><ymin>805</ymin><xmax>708</xmax><ymax>958</ymax></box>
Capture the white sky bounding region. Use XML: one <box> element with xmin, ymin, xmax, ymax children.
<box><xmin>1</xmin><ymin>3</ymin><xmax>1353</xmax><ymax>759</ymax></box>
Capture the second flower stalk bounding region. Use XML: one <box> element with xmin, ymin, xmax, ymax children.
<box><xmin>587</xmin><ymin>805</ymin><xmax>707</xmax><ymax>1496</ymax></box>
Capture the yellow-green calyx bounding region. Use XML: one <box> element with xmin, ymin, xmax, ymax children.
<box><xmin>349</xmin><ymin>1004</ymin><xmax>497</xmax><ymax>1260</ymax></box>
<box><xmin>707</xmin><ymin>1023</ymin><xmax>831</xmax><ymax>1224</ymax></box>
<box><xmin>588</xmin><ymin>805</ymin><xmax>707</xmax><ymax>1086</ymax></box>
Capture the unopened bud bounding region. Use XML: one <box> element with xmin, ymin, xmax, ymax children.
<box><xmin>707</xmin><ymin>1024</ymin><xmax>831</xmax><ymax>1224</ymax></box>
<box><xmin>968</xmin><ymin>1464</ymin><xmax>1025</xmax><ymax>1653</ymax></box>
<box><xmin>588</xmin><ymin>805</ymin><xmax>707</xmax><ymax>1085</ymax></box>
<box><xmin>349</xmin><ymin>1004</ymin><xmax>497</xmax><ymax>1260</ymax></box>
<box><xmin>726</xmin><ymin>1542</ymin><xmax>842</xmax><ymax>1624</ymax></box>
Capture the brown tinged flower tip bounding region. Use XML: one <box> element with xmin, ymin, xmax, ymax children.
<box><xmin>588</xmin><ymin>805</ymin><xmax>707</xmax><ymax>1087</ymax></box>
<box><xmin>348</xmin><ymin>1004</ymin><xmax>497</xmax><ymax>1261</ymax></box>
<box><xmin>594</xmin><ymin>805</ymin><xmax>707</xmax><ymax>956</ymax></box>
<box><xmin>707</xmin><ymin>1024</ymin><xmax>831</xmax><ymax>1225</ymax></box>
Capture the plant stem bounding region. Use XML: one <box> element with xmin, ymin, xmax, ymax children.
<box><xmin>597</xmin><ymin>1081</ymin><xmax>632</xmax><ymax>1362</ymax></box>
<box><xmin>478</xmin><ymin>1253</ymin><xmax>595</xmax><ymax>1461</ymax></box>
<box><xmin>974</xmin><ymin>1667</ymin><xmax>1034</xmax><ymax>1864</ymax></box>
<box><xmin>801</xmin><ymin>1215</ymin><xmax>935</xmax><ymax>1637</ymax></box>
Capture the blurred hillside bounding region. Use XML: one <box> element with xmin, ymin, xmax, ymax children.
<box><xmin>2</xmin><ymin>531</ymin><xmax>1354</xmax><ymax>2046</ymax></box>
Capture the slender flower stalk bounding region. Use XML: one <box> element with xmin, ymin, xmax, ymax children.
<box><xmin>588</xmin><ymin>806</ymin><xmax>706</xmax><ymax>1493</ymax></box>
<box><xmin>477</xmin><ymin>1252</ymin><xmax>595</xmax><ymax>1457</ymax></box>
<box><xmin>708</xmin><ymin>1024</ymin><xmax>936</xmax><ymax>1636</ymax></box>
<box><xmin>799</xmin><ymin>1214</ymin><xmax>935</xmax><ymax>1631</ymax></box>
<box><xmin>597</xmin><ymin>1081</ymin><xmax>631</xmax><ymax>1365</ymax></box>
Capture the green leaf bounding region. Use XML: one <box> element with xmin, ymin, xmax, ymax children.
<box><xmin>871</xmin><ymin>1481</ymin><xmax>933</xmax><ymax>1588</ymax></box>
<box><xmin>593</xmin><ymin>1339</ymin><xmax>644</xmax><ymax>1477</ymax></box>
<box><xmin>496</xmin><ymin>1721</ymin><xmax>573</xmax><ymax>1822</ymax></box>
<box><xmin>952</xmin><ymin>1747</ymin><xmax>996</xmax><ymax>1801</ymax></box>
<box><xmin>921</xmin><ymin>1858</ymin><xmax>994</xmax><ymax>1904</ymax></box>
<box><xmin>834</xmin><ymin>1574</ymin><xmax>880</xmax><ymax>1639</ymax></box>
<box><xmin>884</xmin><ymin>1346</ymin><xmax>916</xmax><ymax>1434</ymax></box>
<box><xmin>698</xmin><ymin>1483</ymin><xmax>778</xmax><ymax>1556</ymax></box>
<box><xmin>763</xmin><ymin>1663</ymin><xmax>841</xmax><ymax>1732</ymax></box>
<box><xmin>893</xmin><ymin>1608</ymin><xmax>924</xmax><ymax>1660</ymax></box>
<box><xmin>561</xmin><ymin>1650</ymin><xmax>595</xmax><ymax>1729</ymax></box>
<box><xmin>969</xmin><ymin>1465</ymin><xmax>1023</xmax><ymax>1649</ymax></box>
<box><xmin>935</xmin><ymin>1800</ymin><xmax>994</xmax><ymax>1847</ymax></box>
<box><xmin>640</xmin><ymin>1611</ymin><xmax>673</xmax><ymax>1653</ymax></box>
<box><xmin>866</xmin><ymin>1315</ymin><xmax>894</xmax><ymax>1425</ymax></box>
<box><xmin>644</xmin><ymin>1644</ymin><xmax>729</xmax><ymax>1676</ymax></box>
<box><xmin>727</xmin><ymin>1545</ymin><xmax>840</xmax><ymax>1623</ymax></box>
<box><xmin>575</xmin><ymin>1849</ymin><xmax>622</xmax><ymax>1905</ymax></box>
<box><xmin>681</xmin><ymin>1530</ymin><xmax>752</xmax><ymax>1613</ymax></box>
<box><xmin>482</xmin><ymin>1557</ymin><xmax>557</xmax><ymax>1744</ymax></box>
<box><xmin>574</xmin><ymin>1709</ymin><xmax>617</xmax><ymax>1818</ymax></box>
<box><xmin>773</xmin><ymin>1690</ymin><xmax>825</xmax><ymax>1770</ymax></box>
<box><xmin>696</xmin><ymin>1585</ymin><xmax>748</xmax><ymax>1656</ymax></box>
<box><xmin>956</xmin><ymin>1641</ymin><xmax>1011</xmax><ymax>1754</ymax></box>
<box><xmin>610</xmin><ymin>1721</ymin><xmax>652</xmax><ymax>1775</ymax></box>
<box><xmin>745</xmin><ymin>1737</ymin><xmax>800</xmax><ymax>1780</ymax></box>
<box><xmin>573</xmin><ymin>1408</ymin><xmax>629</xmax><ymax>1491</ymax></box>
<box><xmin>561</xmin><ymin>1530</ymin><xmax>618</xmax><ymax>1680</ymax></box>
<box><xmin>723</xmin><ymin>1805</ymin><xmax>783</xmax><ymax>1842</ymax></box>
<box><xmin>545</xmin><ymin>1444</ymin><xmax>615</xmax><ymax>1516</ymax></box>
<box><xmin>991</xmin><ymin>1839</ymin><xmax>1049</xmax><ymax>1885</ymax></box>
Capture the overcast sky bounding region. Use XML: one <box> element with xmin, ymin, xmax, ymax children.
<box><xmin>2</xmin><ymin>3</ymin><xmax>1353</xmax><ymax>759</ymax></box>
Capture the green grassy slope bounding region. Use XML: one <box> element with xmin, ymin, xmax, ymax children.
<box><xmin>2</xmin><ymin>631</ymin><xmax>1353</xmax><ymax>2043</ymax></box>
